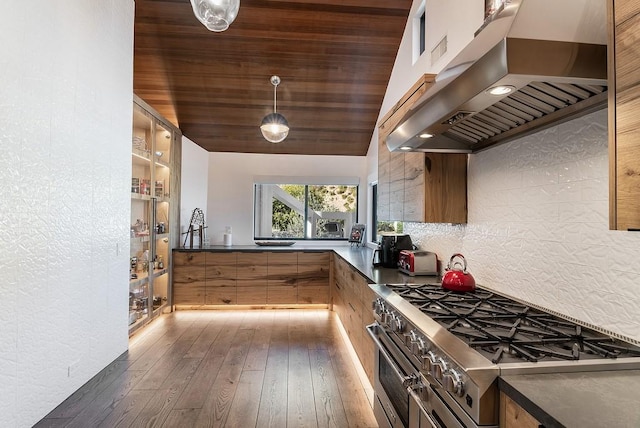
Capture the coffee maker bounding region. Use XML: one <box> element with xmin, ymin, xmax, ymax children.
<box><xmin>372</xmin><ymin>234</ymin><xmax>413</xmax><ymax>268</ymax></box>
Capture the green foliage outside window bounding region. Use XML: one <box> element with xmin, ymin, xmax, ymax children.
<box><xmin>269</xmin><ymin>184</ymin><xmax>357</xmax><ymax>238</ymax></box>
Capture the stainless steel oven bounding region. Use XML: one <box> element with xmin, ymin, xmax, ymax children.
<box><xmin>368</xmin><ymin>322</ymin><xmax>463</xmax><ymax>428</ymax></box>
<box><xmin>369</xmin><ymin>282</ymin><xmax>640</xmax><ymax>428</ymax></box>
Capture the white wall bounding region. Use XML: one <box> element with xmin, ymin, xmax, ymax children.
<box><xmin>406</xmin><ymin>110</ymin><xmax>640</xmax><ymax>342</ymax></box>
<box><xmin>0</xmin><ymin>2</ymin><xmax>134</xmax><ymax>427</ymax></box>
<box><xmin>207</xmin><ymin>153</ymin><xmax>368</xmax><ymax>245</ymax></box>
<box><xmin>180</xmin><ymin>136</ymin><xmax>210</xmax><ymax>240</ymax></box>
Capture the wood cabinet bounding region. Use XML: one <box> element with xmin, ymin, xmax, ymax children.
<box><xmin>377</xmin><ymin>74</ymin><xmax>467</xmax><ymax>223</ymax></box>
<box><xmin>424</xmin><ymin>153</ymin><xmax>468</xmax><ymax>224</ymax></box>
<box><xmin>173</xmin><ymin>250</ymin><xmax>330</xmax><ymax>306</ymax></box>
<box><xmin>499</xmin><ymin>393</ymin><xmax>541</xmax><ymax>428</ymax></box>
<box><xmin>298</xmin><ymin>252</ymin><xmax>330</xmax><ymax>304</ymax></box>
<box><xmin>609</xmin><ymin>0</ymin><xmax>640</xmax><ymax>230</ymax></box>
<box><xmin>332</xmin><ymin>254</ymin><xmax>375</xmax><ymax>385</ymax></box>
<box><xmin>172</xmin><ymin>252</ymin><xmax>206</xmax><ymax>305</ymax></box>
<box><xmin>377</xmin><ymin>132</ymin><xmax>391</xmax><ymax>221</ymax></box>
<box><xmin>236</xmin><ymin>252</ymin><xmax>268</xmax><ymax>305</ymax></box>
<box><xmin>206</xmin><ymin>252</ymin><xmax>237</xmax><ymax>305</ymax></box>
<box><xmin>267</xmin><ymin>252</ymin><xmax>298</xmax><ymax>304</ymax></box>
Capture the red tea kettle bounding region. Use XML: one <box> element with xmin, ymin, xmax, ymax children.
<box><xmin>441</xmin><ymin>253</ymin><xmax>476</xmax><ymax>292</ymax></box>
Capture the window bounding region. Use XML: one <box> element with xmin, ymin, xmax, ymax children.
<box><xmin>370</xmin><ymin>182</ymin><xmax>403</xmax><ymax>244</ymax></box>
<box><xmin>413</xmin><ymin>2</ymin><xmax>427</xmax><ymax>63</ymax></box>
<box><xmin>254</xmin><ymin>183</ymin><xmax>358</xmax><ymax>240</ymax></box>
<box><xmin>419</xmin><ymin>10</ymin><xmax>426</xmax><ymax>55</ymax></box>
<box><xmin>371</xmin><ymin>183</ymin><xmax>378</xmax><ymax>243</ymax></box>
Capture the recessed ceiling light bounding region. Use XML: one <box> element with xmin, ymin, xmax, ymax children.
<box><xmin>487</xmin><ymin>85</ymin><xmax>515</xmax><ymax>96</ymax></box>
<box><xmin>400</xmin><ymin>146</ymin><xmax>412</xmax><ymax>151</ymax></box>
<box><xmin>419</xmin><ymin>133</ymin><xmax>434</xmax><ymax>139</ymax></box>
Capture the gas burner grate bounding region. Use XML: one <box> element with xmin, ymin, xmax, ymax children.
<box><xmin>385</xmin><ymin>283</ymin><xmax>640</xmax><ymax>364</ymax></box>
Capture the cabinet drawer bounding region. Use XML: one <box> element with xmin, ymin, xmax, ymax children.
<box><xmin>333</xmin><ymin>255</ymin><xmax>350</xmax><ymax>284</ymax></box>
<box><xmin>173</xmin><ymin>281</ymin><xmax>206</xmax><ymax>305</ymax></box>
<box><xmin>237</xmin><ymin>285</ymin><xmax>267</xmax><ymax>305</ymax></box>
<box><xmin>332</xmin><ymin>281</ymin><xmax>344</xmax><ymax>316</ymax></box>
<box><xmin>205</xmin><ymin>282</ymin><xmax>237</xmax><ymax>305</ymax></box>
<box><xmin>298</xmin><ymin>251</ymin><xmax>330</xmax><ymax>263</ymax></box>
<box><xmin>173</xmin><ymin>265</ymin><xmax>206</xmax><ymax>283</ymax></box>
<box><xmin>173</xmin><ymin>251</ymin><xmax>206</xmax><ymax>266</ymax></box>
<box><xmin>500</xmin><ymin>393</ymin><xmax>540</xmax><ymax>428</ymax></box>
<box><xmin>206</xmin><ymin>264</ymin><xmax>237</xmax><ymax>280</ymax></box>
<box><xmin>267</xmin><ymin>285</ymin><xmax>297</xmax><ymax>304</ymax></box>
<box><xmin>237</xmin><ymin>253</ymin><xmax>268</xmax><ymax>280</ymax></box>
<box><xmin>298</xmin><ymin>251</ymin><xmax>330</xmax><ymax>285</ymax></box>
<box><xmin>298</xmin><ymin>285</ymin><xmax>329</xmax><ymax>304</ymax></box>
<box><xmin>267</xmin><ymin>251</ymin><xmax>298</xmax><ymax>264</ymax></box>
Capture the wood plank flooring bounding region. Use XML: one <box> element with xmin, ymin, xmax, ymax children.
<box><xmin>36</xmin><ymin>310</ymin><xmax>377</xmax><ymax>428</ymax></box>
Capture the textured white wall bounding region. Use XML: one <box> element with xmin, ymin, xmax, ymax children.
<box><xmin>207</xmin><ymin>152</ymin><xmax>368</xmax><ymax>245</ymax></box>
<box><xmin>406</xmin><ymin>109</ymin><xmax>640</xmax><ymax>342</ymax></box>
<box><xmin>0</xmin><ymin>2</ymin><xmax>134</xmax><ymax>427</ymax></box>
<box><xmin>180</xmin><ymin>136</ymin><xmax>210</xmax><ymax>239</ymax></box>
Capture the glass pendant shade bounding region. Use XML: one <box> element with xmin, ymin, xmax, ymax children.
<box><xmin>190</xmin><ymin>0</ymin><xmax>240</xmax><ymax>32</ymax></box>
<box><xmin>260</xmin><ymin>113</ymin><xmax>289</xmax><ymax>143</ymax></box>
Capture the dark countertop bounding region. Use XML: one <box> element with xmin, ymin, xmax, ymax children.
<box><xmin>173</xmin><ymin>245</ymin><xmax>640</xmax><ymax>427</ymax></box>
<box><xmin>499</xmin><ymin>371</ymin><xmax>640</xmax><ymax>428</ymax></box>
<box><xmin>174</xmin><ymin>245</ymin><xmax>439</xmax><ymax>285</ymax></box>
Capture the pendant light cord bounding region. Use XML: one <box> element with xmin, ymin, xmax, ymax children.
<box><xmin>273</xmin><ymin>82</ymin><xmax>278</xmax><ymax>114</ymax></box>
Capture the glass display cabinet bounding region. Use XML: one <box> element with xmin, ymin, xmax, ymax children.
<box><xmin>129</xmin><ymin>95</ymin><xmax>181</xmax><ymax>334</ymax></box>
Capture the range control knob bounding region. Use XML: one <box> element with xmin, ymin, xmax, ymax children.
<box><xmin>407</xmin><ymin>330</ymin><xmax>419</xmax><ymax>348</ymax></box>
<box><xmin>442</xmin><ymin>370</ymin><xmax>465</xmax><ymax>397</ymax></box>
<box><xmin>385</xmin><ymin>311</ymin><xmax>396</xmax><ymax>327</ymax></box>
<box><xmin>417</xmin><ymin>337</ymin><xmax>429</xmax><ymax>355</ymax></box>
<box><xmin>432</xmin><ymin>358</ymin><xmax>449</xmax><ymax>380</ymax></box>
<box><xmin>423</xmin><ymin>351</ymin><xmax>438</xmax><ymax>372</ymax></box>
<box><xmin>394</xmin><ymin>316</ymin><xmax>405</xmax><ymax>333</ymax></box>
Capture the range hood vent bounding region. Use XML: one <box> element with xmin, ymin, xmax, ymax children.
<box><xmin>387</xmin><ymin>0</ymin><xmax>608</xmax><ymax>154</ymax></box>
<box><xmin>445</xmin><ymin>80</ymin><xmax>606</xmax><ymax>148</ymax></box>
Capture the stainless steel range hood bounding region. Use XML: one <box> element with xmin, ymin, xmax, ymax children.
<box><xmin>387</xmin><ymin>0</ymin><xmax>608</xmax><ymax>153</ymax></box>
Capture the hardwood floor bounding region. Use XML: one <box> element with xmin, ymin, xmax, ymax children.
<box><xmin>36</xmin><ymin>310</ymin><xmax>378</xmax><ymax>428</ymax></box>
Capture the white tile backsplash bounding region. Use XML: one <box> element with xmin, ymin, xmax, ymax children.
<box><xmin>407</xmin><ymin>109</ymin><xmax>640</xmax><ymax>342</ymax></box>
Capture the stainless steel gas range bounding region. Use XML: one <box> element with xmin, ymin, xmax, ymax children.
<box><xmin>367</xmin><ymin>283</ymin><xmax>640</xmax><ymax>428</ymax></box>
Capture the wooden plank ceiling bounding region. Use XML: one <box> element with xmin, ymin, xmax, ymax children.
<box><xmin>134</xmin><ymin>0</ymin><xmax>412</xmax><ymax>156</ymax></box>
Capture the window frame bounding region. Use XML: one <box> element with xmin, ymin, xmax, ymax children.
<box><xmin>253</xmin><ymin>181</ymin><xmax>359</xmax><ymax>241</ymax></box>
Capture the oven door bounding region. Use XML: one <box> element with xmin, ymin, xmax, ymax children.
<box><xmin>367</xmin><ymin>323</ymin><xmax>440</xmax><ymax>428</ymax></box>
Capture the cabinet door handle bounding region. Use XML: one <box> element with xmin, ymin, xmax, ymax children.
<box><xmin>348</xmin><ymin>302</ymin><xmax>356</xmax><ymax>312</ymax></box>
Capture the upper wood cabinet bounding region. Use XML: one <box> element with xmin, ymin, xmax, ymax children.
<box><xmin>609</xmin><ymin>0</ymin><xmax>640</xmax><ymax>230</ymax></box>
<box><xmin>424</xmin><ymin>153</ymin><xmax>468</xmax><ymax>224</ymax></box>
<box><xmin>377</xmin><ymin>74</ymin><xmax>468</xmax><ymax>223</ymax></box>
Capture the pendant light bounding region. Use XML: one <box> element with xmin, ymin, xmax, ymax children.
<box><xmin>190</xmin><ymin>0</ymin><xmax>240</xmax><ymax>32</ymax></box>
<box><xmin>260</xmin><ymin>75</ymin><xmax>289</xmax><ymax>143</ymax></box>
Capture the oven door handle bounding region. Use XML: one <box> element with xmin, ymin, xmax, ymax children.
<box><xmin>366</xmin><ymin>323</ymin><xmax>416</xmax><ymax>388</ymax></box>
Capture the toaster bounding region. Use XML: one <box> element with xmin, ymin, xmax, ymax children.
<box><xmin>398</xmin><ymin>250</ymin><xmax>438</xmax><ymax>276</ymax></box>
